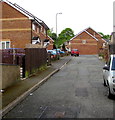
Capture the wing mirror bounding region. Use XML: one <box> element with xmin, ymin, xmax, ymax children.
<box><xmin>103</xmin><ymin>66</ymin><xmax>109</xmax><ymax>71</ymax></box>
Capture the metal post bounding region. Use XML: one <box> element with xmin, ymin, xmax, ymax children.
<box><xmin>56</xmin><ymin>13</ymin><xmax>62</xmax><ymax>60</ymax></box>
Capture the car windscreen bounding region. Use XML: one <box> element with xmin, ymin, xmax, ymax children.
<box><xmin>73</xmin><ymin>49</ymin><xmax>78</xmax><ymax>51</ymax></box>
<box><xmin>112</xmin><ymin>57</ymin><xmax>115</xmax><ymax>70</ymax></box>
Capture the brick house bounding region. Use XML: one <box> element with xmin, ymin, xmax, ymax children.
<box><xmin>45</xmin><ymin>36</ymin><xmax>54</xmax><ymax>50</ymax></box>
<box><xmin>69</xmin><ymin>27</ymin><xmax>106</xmax><ymax>55</ymax></box>
<box><xmin>0</xmin><ymin>0</ymin><xmax>52</xmax><ymax>49</ymax></box>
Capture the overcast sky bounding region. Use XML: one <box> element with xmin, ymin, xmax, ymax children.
<box><xmin>10</xmin><ymin>0</ymin><xmax>114</xmax><ymax>35</ymax></box>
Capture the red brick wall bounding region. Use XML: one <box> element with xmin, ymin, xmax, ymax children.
<box><xmin>2</xmin><ymin>31</ymin><xmax>31</xmax><ymax>48</ymax></box>
<box><xmin>2</xmin><ymin>20</ymin><xmax>31</xmax><ymax>29</ymax></box>
<box><xmin>1</xmin><ymin>2</ymin><xmax>28</xmax><ymax>18</ymax></box>
<box><xmin>1</xmin><ymin>2</ymin><xmax>32</xmax><ymax>48</ymax></box>
<box><xmin>86</xmin><ymin>28</ymin><xmax>102</xmax><ymax>40</ymax></box>
<box><xmin>86</xmin><ymin>28</ymin><xmax>106</xmax><ymax>54</ymax></box>
<box><xmin>47</xmin><ymin>44</ymin><xmax>53</xmax><ymax>50</ymax></box>
<box><xmin>70</xmin><ymin>31</ymin><xmax>98</xmax><ymax>55</ymax></box>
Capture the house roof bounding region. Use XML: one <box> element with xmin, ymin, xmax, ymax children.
<box><xmin>70</xmin><ymin>28</ymin><xmax>99</xmax><ymax>41</ymax></box>
<box><xmin>85</xmin><ymin>27</ymin><xmax>103</xmax><ymax>37</ymax></box>
<box><xmin>70</xmin><ymin>27</ymin><xmax>107</xmax><ymax>43</ymax></box>
<box><xmin>47</xmin><ymin>36</ymin><xmax>54</xmax><ymax>42</ymax></box>
<box><xmin>85</xmin><ymin>27</ymin><xmax>106</xmax><ymax>42</ymax></box>
<box><xmin>1</xmin><ymin>0</ymin><xmax>49</xmax><ymax>30</ymax></box>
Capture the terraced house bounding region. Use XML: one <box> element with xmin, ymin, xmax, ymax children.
<box><xmin>0</xmin><ymin>0</ymin><xmax>54</xmax><ymax>49</ymax></box>
<box><xmin>69</xmin><ymin>27</ymin><xmax>106</xmax><ymax>55</ymax></box>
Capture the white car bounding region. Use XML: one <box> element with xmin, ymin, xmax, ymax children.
<box><xmin>103</xmin><ymin>54</ymin><xmax>115</xmax><ymax>98</ymax></box>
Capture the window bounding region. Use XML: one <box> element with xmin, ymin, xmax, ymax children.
<box><xmin>41</xmin><ymin>27</ymin><xmax>43</xmax><ymax>32</ymax></box>
<box><xmin>37</xmin><ymin>27</ymin><xmax>39</xmax><ymax>33</ymax></box>
<box><xmin>32</xmin><ymin>24</ymin><xmax>36</xmax><ymax>31</ymax></box>
<box><xmin>2</xmin><ymin>42</ymin><xmax>5</xmax><ymax>49</ymax></box>
<box><xmin>112</xmin><ymin>57</ymin><xmax>115</xmax><ymax>70</ymax></box>
<box><xmin>0</xmin><ymin>41</ymin><xmax>10</xmax><ymax>49</ymax></box>
<box><xmin>6</xmin><ymin>42</ymin><xmax>10</xmax><ymax>48</ymax></box>
<box><xmin>44</xmin><ymin>29</ymin><xmax>46</xmax><ymax>34</ymax></box>
<box><xmin>82</xmin><ymin>40</ymin><xmax>86</xmax><ymax>44</ymax></box>
<box><xmin>0</xmin><ymin>42</ymin><xmax>1</xmax><ymax>49</ymax></box>
<box><xmin>103</xmin><ymin>43</ymin><xmax>106</xmax><ymax>48</ymax></box>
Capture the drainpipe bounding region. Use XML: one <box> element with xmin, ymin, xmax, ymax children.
<box><xmin>31</xmin><ymin>20</ymin><xmax>33</xmax><ymax>44</ymax></box>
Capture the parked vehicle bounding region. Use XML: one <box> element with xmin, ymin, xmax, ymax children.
<box><xmin>53</xmin><ymin>49</ymin><xmax>65</xmax><ymax>54</ymax></box>
<box><xmin>103</xmin><ymin>54</ymin><xmax>115</xmax><ymax>98</ymax></box>
<box><xmin>47</xmin><ymin>50</ymin><xmax>57</xmax><ymax>59</ymax></box>
<box><xmin>71</xmin><ymin>49</ymin><xmax>79</xmax><ymax>56</ymax></box>
<box><xmin>66</xmin><ymin>48</ymin><xmax>71</xmax><ymax>53</ymax></box>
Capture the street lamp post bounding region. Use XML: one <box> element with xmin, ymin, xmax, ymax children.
<box><xmin>56</xmin><ymin>12</ymin><xmax>62</xmax><ymax>59</ymax></box>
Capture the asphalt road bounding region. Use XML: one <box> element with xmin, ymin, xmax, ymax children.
<box><xmin>3</xmin><ymin>55</ymin><xmax>115</xmax><ymax>118</ymax></box>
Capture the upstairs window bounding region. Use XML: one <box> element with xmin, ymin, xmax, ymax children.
<box><xmin>0</xmin><ymin>41</ymin><xmax>10</xmax><ymax>49</ymax></box>
<box><xmin>41</xmin><ymin>27</ymin><xmax>43</xmax><ymax>32</ymax></box>
<box><xmin>82</xmin><ymin>40</ymin><xmax>86</xmax><ymax>44</ymax></box>
<box><xmin>44</xmin><ymin>29</ymin><xmax>46</xmax><ymax>34</ymax></box>
<box><xmin>32</xmin><ymin>24</ymin><xmax>36</xmax><ymax>31</ymax></box>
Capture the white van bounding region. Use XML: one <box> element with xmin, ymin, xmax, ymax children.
<box><xmin>103</xmin><ymin>54</ymin><xmax>115</xmax><ymax>98</ymax></box>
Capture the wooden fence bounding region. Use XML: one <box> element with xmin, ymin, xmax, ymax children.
<box><xmin>24</xmin><ymin>48</ymin><xmax>48</xmax><ymax>76</ymax></box>
<box><xmin>1</xmin><ymin>48</ymin><xmax>49</xmax><ymax>78</ymax></box>
<box><xmin>0</xmin><ymin>49</ymin><xmax>25</xmax><ymax>65</ymax></box>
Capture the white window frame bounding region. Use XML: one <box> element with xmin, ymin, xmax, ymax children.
<box><xmin>82</xmin><ymin>40</ymin><xmax>86</xmax><ymax>44</ymax></box>
<box><xmin>103</xmin><ymin>43</ymin><xmax>106</xmax><ymax>48</ymax></box>
<box><xmin>0</xmin><ymin>41</ymin><xmax>10</xmax><ymax>49</ymax></box>
<box><xmin>41</xmin><ymin>26</ymin><xmax>43</xmax><ymax>32</ymax></box>
<box><xmin>32</xmin><ymin>24</ymin><xmax>36</xmax><ymax>31</ymax></box>
<box><xmin>44</xmin><ymin>29</ymin><xmax>46</xmax><ymax>34</ymax></box>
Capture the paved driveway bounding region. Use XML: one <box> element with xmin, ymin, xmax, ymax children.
<box><xmin>4</xmin><ymin>55</ymin><xmax>115</xmax><ymax>118</ymax></box>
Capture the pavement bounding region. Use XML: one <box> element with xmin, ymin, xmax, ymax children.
<box><xmin>0</xmin><ymin>55</ymin><xmax>72</xmax><ymax>117</ymax></box>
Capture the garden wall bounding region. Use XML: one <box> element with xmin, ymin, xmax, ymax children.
<box><xmin>0</xmin><ymin>64</ymin><xmax>20</xmax><ymax>90</ymax></box>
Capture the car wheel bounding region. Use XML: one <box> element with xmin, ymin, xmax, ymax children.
<box><xmin>107</xmin><ymin>86</ymin><xmax>113</xmax><ymax>99</ymax></box>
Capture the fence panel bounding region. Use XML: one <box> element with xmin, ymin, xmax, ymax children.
<box><xmin>0</xmin><ymin>49</ymin><xmax>25</xmax><ymax>65</ymax></box>
<box><xmin>1</xmin><ymin>48</ymin><xmax>48</xmax><ymax>78</ymax></box>
<box><xmin>1</xmin><ymin>49</ymin><xmax>13</xmax><ymax>64</ymax></box>
<box><xmin>25</xmin><ymin>48</ymin><xmax>47</xmax><ymax>75</ymax></box>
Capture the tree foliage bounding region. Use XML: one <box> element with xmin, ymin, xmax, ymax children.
<box><xmin>98</xmin><ymin>32</ymin><xmax>111</xmax><ymax>40</ymax></box>
<box><xmin>58</xmin><ymin>28</ymin><xmax>74</xmax><ymax>47</ymax></box>
<box><xmin>48</xmin><ymin>28</ymin><xmax>74</xmax><ymax>48</ymax></box>
<box><xmin>47</xmin><ymin>29</ymin><xmax>57</xmax><ymax>41</ymax></box>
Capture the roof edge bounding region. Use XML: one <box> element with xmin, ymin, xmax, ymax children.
<box><xmin>1</xmin><ymin>0</ymin><xmax>49</xmax><ymax>29</ymax></box>
<box><xmin>70</xmin><ymin>28</ymin><xmax>99</xmax><ymax>41</ymax></box>
<box><xmin>85</xmin><ymin>26</ymin><xmax>103</xmax><ymax>37</ymax></box>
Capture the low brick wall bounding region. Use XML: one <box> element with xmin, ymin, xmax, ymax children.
<box><xmin>0</xmin><ymin>64</ymin><xmax>20</xmax><ymax>90</ymax></box>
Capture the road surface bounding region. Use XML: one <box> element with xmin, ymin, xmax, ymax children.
<box><xmin>3</xmin><ymin>55</ymin><xmax>115</xmax><ymax>118</ymax></box>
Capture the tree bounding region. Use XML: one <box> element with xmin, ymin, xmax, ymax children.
<box><xmin>51</xmin><ymin>33</ymin><xmax>57</xmax><ymax>41</ymax></box>
<box><xmin>47</xmin><ymin>29</ymin><xmax>57</xmax><ymax>45</ymax></box>
<box><xmin>98</xmin><ymin>32</ymin><xmax>111</xmax><ymax>40</ymax></box>
<box><xmin>62</xmin><ymin>43</ymin><xmax>66</xmax><ymax>51</ymax></box>
<box><xmin>58</xmin><ymin>28</ymin><xmax>74</xmax><ymax>47</ymax></box>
